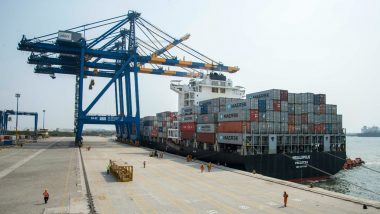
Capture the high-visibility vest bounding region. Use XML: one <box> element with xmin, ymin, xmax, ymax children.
<box><xmin>43</xmin><ymin>192</ymin><xmax>49</xmax><ymax>197</ymax></box>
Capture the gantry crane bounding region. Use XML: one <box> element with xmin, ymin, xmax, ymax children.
<box><xmin>18</xmin><ymin>11</ymin><xmax>239</xmax><ymax>145</ymax></box>
<box><xmin>0</xmin><ymin>110</ymin><xmax>38</xmax><ymax>137</ymax></box>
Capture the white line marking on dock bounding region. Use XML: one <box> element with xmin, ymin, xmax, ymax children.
<box><xmin>207</xmin><ymin>210</ymin><xmax>218</xmax><ymax>214</ymax></box>
<box><xmin>292</xmin><ymin>198</ymin><xmax>303</xmax><ymax>202</ymax></box>
<box><xmin>266</xmin><ymin>201</ymin><xmax>280</xmax><ymax>206</ymax></box>
<box><xmin>0</xmin><ymin>141</ymin><xmax>58</xmax><ymax>180</ymax></box>
<box><xmin>239</xmin><ymin>205</ymin><xmax>250</xmax><ymax>210</ymax></box>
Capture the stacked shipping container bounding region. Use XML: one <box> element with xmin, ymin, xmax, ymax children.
<box><xmin>247</xmin><ymin>90</ymin><xmax>343</xmax><ymax>135</ymax></box>
<box><xmin>217</xmin><ymin>104</ymin><xmax>251</xmax><ymax>145</ymax></box>
<box><xmin>157</xmin><ymin>111</ymin><xmax>178</xmax><ymax>138</ymax></box>
<box><xmin>142</xmin><ymin>89</ymin><xmax>343</xmax><ymax>147</ymax></box>
<box><xmin>180</xmin><ymin>106</ymin><xmax>197</xmax><ymax>140</ymax></box>
<box><xmin>142</xmin><ymin>116</ymin><xmax>158</xmax><ymax>138</ymax></box>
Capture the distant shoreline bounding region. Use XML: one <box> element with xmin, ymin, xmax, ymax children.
<box><xmin>347</xmin><ymin>133</ymin><xmax>380</xmax><ymax>137</ymax></box>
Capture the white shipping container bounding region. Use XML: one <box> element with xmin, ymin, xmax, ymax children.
<box><xmin>246</xmin><ymin>89</ymin><xmax>280</xmax><ymax>100</ymax></box>
<box><xmin>217</xmin><ymin>133</ymin><xmax>243</xmax><ymax>145</ymax></box>
<box><xmin>219</xmin><ymin>110</ymin><xmax>248</xmax><ymax>122</ymax></box>
<box><xmin>197</xmin><ymin>124</ymin><xmax>216</xmax><ymax>133</ymax></box>
<box><xmin>181</xmin><ymin>115</ymin><xmax>196</xmax><ymax>122</ymax></box>
<box><xmin>250</xmin><ymin>98</ymin><xmax>259</xmax><ymax>109</ymax></box>
<box><xmin>226</xmin><ymin>99</ymin><xmax>250</xmax><ymax>111</ymax></box>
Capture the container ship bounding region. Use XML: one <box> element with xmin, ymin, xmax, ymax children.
<box><xmin>138</xmin><ymin>73</ymin><xmax>346</xmax><ymax>181</ymax></box>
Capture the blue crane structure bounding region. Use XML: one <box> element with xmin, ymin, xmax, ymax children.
<box><xmin>0</xmin><ymin>110</ymin><xmax>38</xmax><ymax>137</ymax></box>
<box><xmin>17</xmin><ymin>11</ymin><xmax>239</xmax><ymax>146</ymax></box>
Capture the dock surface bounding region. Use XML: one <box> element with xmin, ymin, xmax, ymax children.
<box><xmin>0</xmin><ymin>136</ymin><xmax>379</xmax><ymax>213</ymax></box>
<box><xmin>82</xmin><ymin>136</ymin><xmax>379</xmax><ymax>214</ymax></box>
<box><xmin>0</xmin><ymin>138</ymin><xmax>87</xmax><ymax>214</ymax></box>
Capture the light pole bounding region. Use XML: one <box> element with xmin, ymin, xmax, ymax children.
<box><xmin>43</xmin><ymin>109</ymin><xmax>46</xmax><ymax>129</ymax></box>
<box><xmin>15</xmin><ymin>93</ymin><xmax>21</xmax><ymax>143</ymax></box>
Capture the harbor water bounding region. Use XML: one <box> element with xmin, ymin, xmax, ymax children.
<box><xmin>310</xmin><ymin>136</ymin><xmax>380</xmax><ymax>202</ymax></box>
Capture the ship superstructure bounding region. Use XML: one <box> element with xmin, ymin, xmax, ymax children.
<box><xmin>170</xmin><ymin>72</ymin><xmax>245</xmax><ymax>112</ymax></box>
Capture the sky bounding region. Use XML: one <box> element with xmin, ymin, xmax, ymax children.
<box><xmin>0</xmin><ymin>0</ymin><xmax>379</xmax><ymax>133</ymax></box>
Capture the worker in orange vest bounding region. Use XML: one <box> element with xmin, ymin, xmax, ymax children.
<box><xmin>207</xmin><ymin>162</ymin><xmax>212</xmax><ymax>172</ymax></box>
<box><xmin>200</xmin><ymin>164</ymin><xmax>204</xmax><ymax>173</ymax></box>
<box><xmin>43</xmin><ymin>189</ymin><xmax>49</xmax><ymax>204</ymax></box>
<box><xmin>283</xmin><ymin>191</ymin><xmax>289</xmax><ymax>207</ymax></box>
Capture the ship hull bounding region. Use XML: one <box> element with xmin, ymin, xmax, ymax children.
<box><xmin>141</xmin><ymin>140</ymin><xmax>346</xmax><ymax>181</ymax></box>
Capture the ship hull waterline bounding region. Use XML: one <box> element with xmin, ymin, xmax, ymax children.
<box><xmin>139</xmin><ymin>140</ymin><xmax>346</xmax><ymax>182</ymax></box>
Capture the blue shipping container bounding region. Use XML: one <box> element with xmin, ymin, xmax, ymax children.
<box><xmin>258</xmin><ymin>100</ymin><xmax>267</xmax><ymax>112</ymax></box>
<box><xmin>325</xmin><ymin>124</ymin><xmax>332</xmax><ymax>134</ymax></box>
<box><xmin>3</xmin><ymin>140</ymin><xmax>12</xmax><ymax>145</ymax></box>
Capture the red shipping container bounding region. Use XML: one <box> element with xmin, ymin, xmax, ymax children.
<box><xmin>151</xmin><ymin>127</ymin><xmax>158</xmax><ymax>137</ymax></box>
<box><xmin>301</xmin><ymin>113</ymin><xmax>308</xmax><ymax>124</ymax></box>
<box><xmin>288</xmin><ymin>124</ymin><xmax>295</xmax><ymax>134</ymax></box>
<box><xmin>181</xmin><ymin>131</ymin><xmax>195</xmax><ymax>140</ymax></box>
<box><xmin>280</xmin><ymin>90</ymin><xmax>288</xmax><ymax>101</ymax></box>
<box><xmin>288</xmin><ymin>114</ymin><xmax>295</xmax><ymax>125</ymax></box>
<box><xmin>196</xmin><ymin>133</ymin><xmax>215</xmax><ymax>144</ymax></box>
<box><xmin>273</xmin><ymin>100</ymin><xmax>281</xmax><ymax>112</ymax></box>
<box><xmin>249</xmin><ymin>109</ymin><xmax>259</xmax><ymax>122</ymax></box>
<box><xmin>314</xmin><ymin>124</ymin><xmax>325</xmax><ymax>133</ymax></box>
<box><xmin>180</xmin><ymin>122</ymin><xmax>196</xmax><ymax>132</ymax></box>
<box><xmin>169</xmin><ymin>112</ymin><xmax>177</xmax><ymax>121</ymax></box>
<box><xmin>218</xmin><ymin>121</ymin><xmax>251</xmax><ymax>133</ymax></box>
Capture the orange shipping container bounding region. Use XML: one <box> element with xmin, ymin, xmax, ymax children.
<box><xmin>181</xmin><ymin>131</ymin><xmax>196</xmax><ymax>140</ymax></box>
<box><xmin>196</xmin><ymin>133</ymin><xmax>215</xmax><ymax>144</ymax></box>
<box><xmin>218</xmin><ymin>121</ymin><xmax>251</xmax><ymax>133</ymax></box>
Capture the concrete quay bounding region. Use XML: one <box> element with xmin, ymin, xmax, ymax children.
<box><xmin>0</xmin><ymin>137</ymin><xmax>88</xmax><ymax>214</ymax></box>
<box><xmin>81</xmin><ymin>136</ymin><xmax>380</xmax><ymax>214</ymax></box>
